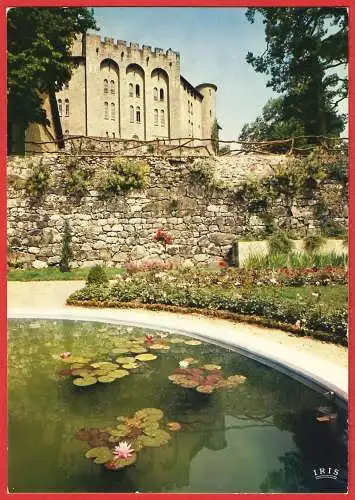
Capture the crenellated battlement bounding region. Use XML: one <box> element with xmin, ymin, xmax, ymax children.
<box><xmin>86</xmin><ymin>34</ymin><xmax>180</xmax><ymax>60</ymax></box>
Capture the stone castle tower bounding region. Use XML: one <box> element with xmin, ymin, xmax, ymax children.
<box><xmin>55</xmin><ymin>33</ymin><xmax>217</xmax><ymax>142</ymax></box>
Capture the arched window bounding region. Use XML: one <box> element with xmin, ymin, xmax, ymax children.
<box><xmin>106</xmin><ymin>131</ymin><xmax>109</xmax><ymax>138</ymax></box>
<box><xmin>154</xmin><ymin>109</ymin><xmax>158</xmax><ymax>126</ymax></box>
<box><xmin>111</xmin><ymin>102</ymin><xmax>115</xmax><ymax>120</ymax></box>
<box><xmin>160</xmin><ymin>109</ymin><xmax>165</xmax><ymax>127</ymax></box>
<box><xmin>64</xmin><ymin>129</ymin><xmax>69</xmax><ymax>134</ymax></box>
<box><xmin>136</xmin><ymin>84</ymin><xmax>140</xmax><ymax>98</ymax></box>
<box><xmin>110</xmin><ymin>80</ymin><xmax>115</xmax><ymax>94</ymax></box>
<box><xmin>191</xmin><ymin>103</ymin><xmax>193</xmax><ymax>115</ymax></box>
<box><xmin>136</xmin><ymin>106</ymin><xmax>141</xmax><ymax>123</ymax></box>
<box><xmin>153</xmin><ymin>87</ymin><xmax>158</xmax><ymax>101</ymax></box>
<box><xmin>112</xmin><ymin>132</ymin><xmax>115</xmax><ymax>138</ymax></box>
<box><xmin>129</xmin><ymin>105</ymin><xmax>134</xmax><ymax>122</ymax></box>
<box><xmin>58</xmin><ymin>99</ymin><xmax>62</xmax><ymax>117</ymax></box>
<box><xmin>160</xmin><ymin>88</ymin><xmax>164</xmax><ymax>101</ymax></box>
<box><xmin>65</xmin><ymin>99</ymin><xmax>69</xmax><ymax>117</ymax></box>
<box><xmin>104</xmin><ymin>101</ymin><xmax>109</xmax><ymax>120</ymax></box>
<box><xmin>104</xmin><ymin>79</ymin><xmax>108</xmax><ymax>93</ymax></box>
<box><xmin>129</xmin><ymin>83</ymin><xmax>134</xmax><ymax>97</ymax></box>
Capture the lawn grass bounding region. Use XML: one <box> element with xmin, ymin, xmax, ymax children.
<box><xmin>7</xmin><ymin>267</ymin><xmax>124</xmax><ymax>281</ymax></box>
<box><xmin>252</xmin><ymin>285</ymin><xmax>347</xmax><ymax>311</ymax></box>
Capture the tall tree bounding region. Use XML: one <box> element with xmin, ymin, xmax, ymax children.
<box><xmin>239</xmin><ymin>97</ymin><xmax>305</xmax><ymax>151</ymax></box>
<box><xmin>7</xmin><ymin>8</ymin><xmax>98</xmax><ymax>130</ymax></box>
<box><xmin>245</xmin><ymin>8</ymin><xmax>348</xmax><ymax>137</ymax></box>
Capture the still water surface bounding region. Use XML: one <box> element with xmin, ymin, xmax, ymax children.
<box><xmin>8</xmin><ymin>319</ymin><xmax>347</xmax><ymax>493</ymax></box>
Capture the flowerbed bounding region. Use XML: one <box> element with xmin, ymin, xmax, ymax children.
<box><xmin>67</xmin><ymin>267</ymin><xmax>348</xmax><ymax>345</ymax></box>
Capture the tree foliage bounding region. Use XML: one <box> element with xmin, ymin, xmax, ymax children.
<box><xmin>245</xmin><ymin>8</ymin><xmax>348</xmax><ymax>137</ymax></box>
<box><xmin>239</xmin><ymin>97</ymin><xmax>305</xmax><ymax>151</ymax></box>
<box><xmin>7</xmin><ymin>7</ymin><xmax>98</xmax><ymax>128</ymax></box>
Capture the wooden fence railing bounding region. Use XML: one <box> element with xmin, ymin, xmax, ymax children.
<box><xmin>21</xmin><ymin>135</ymin><xmax>348</xmax><ymax>157</ymax></box>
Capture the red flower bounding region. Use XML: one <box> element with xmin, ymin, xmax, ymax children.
<box><xmin>218</xmin><ymin>260</ymin><xmax>225</xmax><ymax>268</ymax></box>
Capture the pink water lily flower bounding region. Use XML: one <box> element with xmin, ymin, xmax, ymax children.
<box><xmin>60</xmin><ymin>352</ymin><xmax>71</xmax><ymax>359</ymax></box>
<box><xmin>113</xmin><ymin>441</ymin><xmax>134</xmax><ymax>459</ymax></box>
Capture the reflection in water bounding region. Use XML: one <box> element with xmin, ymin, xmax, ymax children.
<box><xmin>8</xmin><ymin>319</ymin><xmax>347</xmax><ymax>493</ymax></box>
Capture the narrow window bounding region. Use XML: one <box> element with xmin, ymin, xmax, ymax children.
<box><xmin>160</xmin><ymin>109</ymin><xmax>165</xmax><ymax>127</ymax></box>
<box><xmin>104</xmin><ymin>79</ymin><xmax>108</xmax><ymax>93</ymax></box>
<box><xmin>160</xmin><ymin>88</ymin><xmax>164</xmax><ymax>101</ymax></box>
<box><xmin>136</xmin><ymin>106</ymin><xmax>141</xmax><ymax>123</ymax></box>
<box><xmin>112</xmin><ymin>132</ymin><xmax>115</xmax><ymax>138</ymax></box>
<box><xmin>110</xmin><ymin>80</ymin><xmax>115</xmax><ymax>94</ymax></box>
<box><xmin>121</xmin><ymin>51</ymin><xmax>124</xmax><ymax>61</ymax></box>
<box><xmin>106</xmin><ymin>131</ymin><xmax>109</xmax><ymax>137</ymax></box>
<box><xmin>130</xmin><ymin>105</ymin><xmax>134</xmax><ymax>122</ymax></box>
<box><xmin>104</xmin><ymin>101</ymin><xmax>109</xmax><ymax>120</ymax></box>
<box><xmin>58</xmin><ymin>99</ymin><xmax>62</xmax><ymax>117</ymax></box>
<box><xmin>129</xmin><ymin>83</ymin><xmax>133</xmax><ymax>97</ymax></box>
<box><xmin>65</xmin><ymin>99</ymin><xmax>69</xmax><ymax>117</ymax></box>
<box><xmin>64</xmin><ymin>129</ymin><xmax>69</xmax><ymax>134</ymax></box>
<box><xmin>154</xmin><ymin>87</ymin><xmax>158</xmax><ymax>101</ymax></box>
<box><xmin>210</xmin><ymin>109</ymin><xmax>212</xmax><ymax>117</ymax></box>
<box><xmin>154</xmin><ymin>109</ymin><xmax>158</xmax><ymax>126</ymax></box>
<box><xmin>136</xmin><ymin>84</ymin><xmax>140</xmax><ymax>98</ymax></box>
<box><xmin>111</xmin><ymin>102</ymin><xmax>115</xmax><ymax>120</ymax></box>
<box><xmin>209</xmin><ymin>89</ymin><xmax>211</xmax><ymax>96</ymax></box>
<box><xmin>191</xmin><ymin>103</ymin><xmax>193</xmax><ymax>115</ymax></box>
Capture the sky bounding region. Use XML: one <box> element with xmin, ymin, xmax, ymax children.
<box><xmin>91</xmin><ymin>7</ymin><xmax>348</xmax><ymax>141</ymax></box>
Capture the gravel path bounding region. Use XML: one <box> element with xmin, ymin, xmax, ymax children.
<box><xmin>7</xmin><ymin>280</ymin><xmax>348</xmax><ymax>371</ymax></box>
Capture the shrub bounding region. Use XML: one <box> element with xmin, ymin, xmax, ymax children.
<box><xmin>25</xmin><ymin>161</ymin><xmax>51</xmax><ymax>198</ymax></box>
<box><xmin>124</xmin><ymin>259</ymin><xmax>176</xmax><ymax>274</ymax></box>
<box><xmin>268</xmin><ymin>231</ymin><xmax>293</xmax><ymax>255</ymax></box>
<box><xmin>59</xmin><ymin>220</ymin><xmax>73</xmax><ymax>272</ymax></box>
<box><xmin>303</xmin><ymin>235</ymin><xmax>325</xmax><ymax>254</ymax></box>
<box><xmin>86</xmin><ymin>265</ymin><xmax>109</xmax><ymax>285</ymax></box>
<box><xmin>98</xmin><ymin>157</ymin><xmax>150</xmax><ymax>194</ymax></box>
<box><xmin>64</xmin><ymin>159</ymin><xmax>92</xmax><ymax>198</ymax></box>
<box><xmin>188</xmin><ymin>160</ymin><xmax>215</xmax><ymax>187</ymax></box>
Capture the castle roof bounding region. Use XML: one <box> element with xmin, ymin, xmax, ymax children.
<box><xmin>180</xmin><ymin>76</ymin><xmax>203</xmax><ymax>99</ymax></box>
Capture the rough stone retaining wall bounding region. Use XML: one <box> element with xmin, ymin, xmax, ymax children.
<box><xmin>7</xmin><ymin>154</ymin><xmax>348</xmax><ymax>269</ymax></box>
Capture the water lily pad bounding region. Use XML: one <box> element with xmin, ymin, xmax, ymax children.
<box><xmin>111</xmin><ymin>424</ymin><xmax>130</xmax><ymax>437</ymax></box>
<box><xmin>135</xmin><ymin>408</ymin><xmax>164</xmax><ymax>421</ymax></box>
<box><xmin>109</xmin><ymin>369</ymin><xmax>129</xmax><ymax>378</ymax></box>
<box><xmin>196</xmin><ymin>384</ymin><xmax>214</xmax><ymax>393</ymax></box>
<box><xmin>167</xmin><ymin>422</ymin><xmax>182</xmax><ymax>431</ymax></box>
<box><xmin>105</xmin><ymin>453</ymin><xmax>137</xmax><ymax>469</ymax></box>
<box><xmin>203</xmin><ymin>364</ymin><xmax>222</xmax><ymax>371</ymax></box>
<box><xmin>85</xmin><ymin>446</ymin><xmax>112</xmax><ymax>464</ymax></box>
<box><xmin>122</xmin><ymin>363</ymin><xmax>139</xmax><ymax>370</ymax></box>
<box><xmin>116</xmin><ymin>356</ymin><xmax>136</xmax><ymax>364</ymax></box>
<box><xmin>169</xmin><ymin>337</ymin><xmax>185</xmax><ymax>344</ymax></box>
<box><xmin>227</xmin><ymin>375</ymin><xmax>247</xmax><ymax>385</ymax></box>
<box><xmin>73</xmin><ymin>377</ymin><xmax>97</xmax><ymax>386</ymax></box>
<box><xmin>184</xmin><ymin>340</ymin><xmax>202</xmax><ymax>346</ymax></box>
<box><xmin>135</xmin><ymin>353</ymin><xmax>157</xmax><ymax>361</ymax></box>
<box><xmin>148</xmin><ymin>343</ymin><xmax>170</xmax><ymax>350</ymax></box>
<box><xmin>179</xmin><ymin>379</ymin><xmax>200</xmax><ymax>388</ymax></box>
<box><xmin>112</xmin><ymin>347</ymin><xmax>131</xmax><ymax>354</ymax></box>
<box><xmin>129</xmin><ymin>346</ymin><xmax>147</xmax><ymax>354</ymax></box>
<box><xmin>142</xmin><ymin>421</ymin><xmax>160</xmax><ymax>436</ymax></box>
<box><xmin>139</xmin><ymin>430</ymin><xmax>170</xmax><ymax>447</ymax></box>
<box><xmin>98</xmin><ymin>375</ymin><xmax>116</xmax><ymax>383</ymax></box>
<box><xmin>72</xmin><ymin>369</ymin><xmax>93</xmax><ymax>378</ymax></box>
<box><xmin>71</xmin><ymin>363</ymin><xmax>87</xmax><ymax>369</ymax></box>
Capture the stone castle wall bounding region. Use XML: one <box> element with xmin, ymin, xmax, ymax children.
<box><xmin>7</xmin><ymin>154</ymin><xmax>347</xmax><ymax>269</ymax></box>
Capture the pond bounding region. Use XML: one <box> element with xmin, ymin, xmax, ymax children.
<box><xmin>8</xmin><ymin>319</ymin><xmax>347</xmax><ymax>493</ymax></box>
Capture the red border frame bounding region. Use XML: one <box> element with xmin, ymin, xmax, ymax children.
<box><xmin>1</xmin><ymin>1</ymin><xmax>352</xmax><ymax>499</ymax></box>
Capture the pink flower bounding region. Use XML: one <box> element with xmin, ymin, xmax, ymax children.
<box><xmin>60</xmin><ymin>352</ymin><xmax>71</xmax><ymax>359</ymax></box>
<box><xmin>145</xmin><ymin>334</ymin><xmax>154</xmax><ymax>344</ymax></box>
<box><xmin>113</xmin><ymin>441</ymin><xmax>134</xmax><ymax>459</ymax></box>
